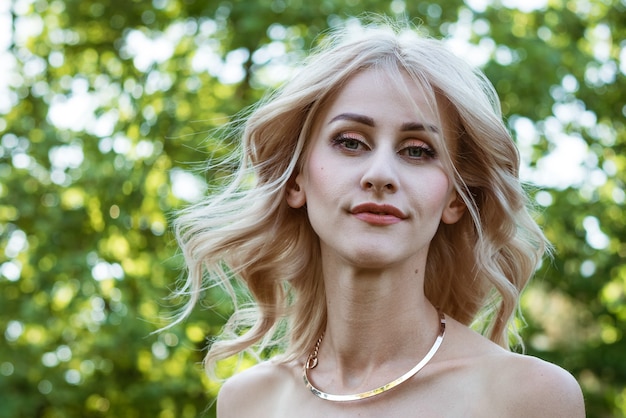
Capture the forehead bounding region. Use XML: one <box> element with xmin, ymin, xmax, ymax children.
<box><xmin>315</xmin><ymin>67</ymin><xmax>441</xmax><ymax>128</ymax></box>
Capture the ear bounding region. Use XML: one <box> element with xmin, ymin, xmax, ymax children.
<box><xmin>286</xmin><ymin>173</ymin><xmax>306</xmax><ymax>208</ymax></box>
<box><xmin>441</xmin><ymin>191</ymin><xmax>465</xmax><ymax>224</ymax></box>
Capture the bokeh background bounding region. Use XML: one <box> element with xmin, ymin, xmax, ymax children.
<box><xmin>0</xmin><ymin>0</ymin><xmax>624</xmax><ymax>416</ymax></box>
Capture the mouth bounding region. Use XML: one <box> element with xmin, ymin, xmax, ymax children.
<box><xmin>350</xmin><ymin>203</ymin><xmax>407</xmax><ymax>225</ymax></box>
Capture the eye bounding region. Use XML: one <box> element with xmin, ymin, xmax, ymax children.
<box><xmin>331</xmin><ymin>132</ymin><xmax>368</xmax><ymax>152</ymax></box>
<box><xmin>398</xmin><ymin>142</ymin><xmax>437</xmax><ymax>160</ymax></box>
<box><xmin>342</xmin><ymin>138</ymin><xmax>361</xmax><ymax>150</ymax></box>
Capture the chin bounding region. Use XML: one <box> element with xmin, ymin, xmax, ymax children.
<box><xmin>341</xmin><ymin>249</ymin><xmax>406</xmax><ymax>270</ymax></box>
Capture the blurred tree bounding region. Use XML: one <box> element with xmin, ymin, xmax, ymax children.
<box><xmin>0</xmin><ymin>0</ymin><xmax>623</xmax><ymax>417</ymax></box>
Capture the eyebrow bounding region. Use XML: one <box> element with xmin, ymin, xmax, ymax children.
<box><xmin>329</xmin><ymin>112</ymin><xmax>439</xmax><ymax>133</ymax></box>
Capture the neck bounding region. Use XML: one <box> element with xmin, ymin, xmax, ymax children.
<box><xmin>318</xmin><ymin>259</ymin><xmax>440</xmax><ymax>384</ymax></box>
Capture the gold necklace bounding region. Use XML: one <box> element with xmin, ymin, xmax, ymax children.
<box><xmin>303</xmin><ymin>311</ymin><xmax>446</xmax><ymax>402</ymax></box>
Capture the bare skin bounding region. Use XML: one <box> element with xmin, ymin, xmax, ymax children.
<box><xmin>217</xmin><ymin>317</ymin><xmax>585</xmax><ymax>417</ymax></box>
<box><xmin>216</xmin><ymin>69</ymin><xmax>585</xmax><ymax>417</ymax></box>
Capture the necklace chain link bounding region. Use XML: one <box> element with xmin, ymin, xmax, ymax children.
<box><xmin>302</xmin><ymin>311</ymin><xmax>446</xmax><ymax>402</ymax></box>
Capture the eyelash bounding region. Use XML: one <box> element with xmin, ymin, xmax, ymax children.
<box><xmin>331</xmin><ymin>133</ymin><xmax>437</xmax><ymax>160</ymax></box>
<box><xmin>400</xmin><ymin>144</ymin><xmax>437</xmax><ymax>159</ymax></box>
<box><xmin>332</xmin><ymin>133</ymin><xmax>365</xmax><ymax>151</ymax></box>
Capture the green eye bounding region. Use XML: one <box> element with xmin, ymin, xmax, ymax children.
<box><xmin>406</xmin><ymin>147</ymin><xmax>424</xmax><ymax>157</ymax></box>
<box><xmin>399</xmin><ymin>145</ymin><xmax>436</xmax><ymax>159</ymax></box>
<box><xmin>331</xmin><ymin>133</ymin><xmax>366</xmax><ymax>151</ymax></box>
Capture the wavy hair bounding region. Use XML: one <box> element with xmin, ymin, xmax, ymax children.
<box><xmin>173</xmin><ymin>21</ymin><xmax>548</xmax><ymax>375</ymax></box>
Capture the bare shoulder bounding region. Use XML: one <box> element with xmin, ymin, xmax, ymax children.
<box><xmin>216</xmin><ymin>360</ymin><xmax>297</xmax><ymax>418</ymax></box>
<box><xmin>442</xmin><ymin>319</ymin><xmax>585</xmax><ymax>417</ymax></box>
<box><xmin>488</xmin><ymin>352</ymin><xmax>585</xmax><ymax>418</ymax></box>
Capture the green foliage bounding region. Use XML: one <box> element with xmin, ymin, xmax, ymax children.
<box><xmin>0</xmin><ymin>0</ymin><xmax>624</xmax><ymax>416</ymax></box>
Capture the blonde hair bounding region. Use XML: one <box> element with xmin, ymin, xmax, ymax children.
<box><xmin>174</xmin><ymin>21</ymin><xmax>548</xmax><ymax>375</ymax></box>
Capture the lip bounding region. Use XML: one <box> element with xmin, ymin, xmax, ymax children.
<box><xmin>350</xmin><ymin>203</ymin><xmax>407</xmax><ymax>225</ymax></box>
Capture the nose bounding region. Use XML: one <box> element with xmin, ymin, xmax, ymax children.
<box><xmin>360</xmin><ymin>148</ymin><xmax>398</xmax><ymax>193</ymax></box>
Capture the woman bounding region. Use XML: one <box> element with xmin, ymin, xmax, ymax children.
<box><xmin>174</xmin><ymin>22</ymin><xmax>585</xmax><ymax>417</ymax></box>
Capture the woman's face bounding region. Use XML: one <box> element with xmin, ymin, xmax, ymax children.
<box><xmin>287</xmin><ymin>68</ymin><xmax>464</xmax><ymax>269</ymax></box>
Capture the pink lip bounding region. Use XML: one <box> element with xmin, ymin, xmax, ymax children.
<box><xmin>350</xmin><ymin>203</ymin><xmax>407</xmax><ymax>225</ymax></box>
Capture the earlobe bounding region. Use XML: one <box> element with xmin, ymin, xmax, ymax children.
<box><xmin>441</xmin><ymin>193</ymin><xmax>466</xmax><ymax>224</ymax></box>
<box><xmin>286</xmin><ymin>174</ymin><xmax>306</xmax><ymax>208</ymax></box>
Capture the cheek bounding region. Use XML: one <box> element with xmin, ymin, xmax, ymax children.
<box><xmin>305</xmin><ymin>163</ymin><xmax>335</xmax><ymax>203</ymax></box>
<box><xmin>412</xmin><ymin>170</ymin><xmax>452</xmax><ymax>208</ymax></box>
<box><xmin>303</xmin><ymin>150</ymin><xmax>341</xmax><ymax>199</ymax></box>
